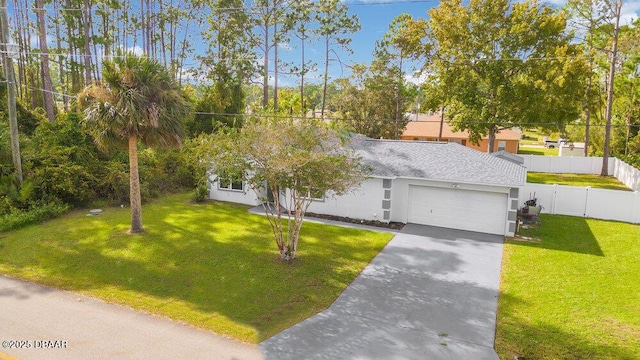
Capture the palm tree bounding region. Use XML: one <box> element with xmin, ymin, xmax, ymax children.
<box><xmin>78</xmin><ymin>54</ymin><xmax>188</xmax><ymax>233</ymax></box>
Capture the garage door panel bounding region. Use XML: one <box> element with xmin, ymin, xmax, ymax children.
<box><xmin>408</xmin><ymin>186</ymin><xmax>507</xmax><ymax>235</ymax></box>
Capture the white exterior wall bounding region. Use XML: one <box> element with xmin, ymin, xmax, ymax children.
<box><xmin>208</xmin><ymin>175</ymin><xmax>265</xmax><ymax>206</ymax></box>
<box><xmin>520</xmin><ymin>183</ymin><xmax>640</xmax><ymax>224</ymax></box>
<box><xmin>303</xmin><ymin>178</ymin><xmax>386</xmax><ymax>222</ymax></box>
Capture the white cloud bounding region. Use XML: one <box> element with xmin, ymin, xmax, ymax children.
<box><xmin>405</xmin><ymin>71</ymin><xmax>427</xmax><ymax>85</ymax></box>
<box><xmin>127</xmin><ymin>46</ymin><xmax>144</xmax><ymax>56</ymax></box>
<box><xmin>278</xmin><ymin>42</ymin><xmax>292</xmax><ymax>51</ymax></box>
<box><xmin>545</xmin><ymin>0</ymin><xmax>640</xmax><ymax>26</ymax></box>
<box><xmin>177</xmin><ymin>67</ymin><xmax>208</xmax><ymax>84</ymax></box>
<box><xmin>621</xmin><ymin>0</ymin><xmax>640</xmax><ymax>25</ymax></box>
<box><xmin>29</xmin><ymin>34</ymin><xmax>56</xmax><ymax>49</ymax></box>
<box><xmin>543</xmin><ymin>0</ymin><xmax>566</xmax><ymax>6</ymax></box>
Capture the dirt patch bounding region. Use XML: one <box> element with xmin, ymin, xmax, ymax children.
<box><xmin>305</xmin><ymin>212</ymin><xmax>405</xmax><ymax>230</ymax></box>
<box><xmin>508</xmin><ymin>234</ymin><xmax>541</xmax><ymax>243</ymax></box>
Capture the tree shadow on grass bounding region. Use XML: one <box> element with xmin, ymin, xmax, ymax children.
<box><xmin>513</xmin><ymin>214</ymin><xmax>604</xmax><ymax>256</ymax></box>
<box><xmin>496</xmin><ymin>292</ymin><xmax>638</xmax><ymax>359</ymax></box>
<box><xmin>0</xmin><ymin>195</ymin><xmax>393</xmax><ymax>343</ymax></box>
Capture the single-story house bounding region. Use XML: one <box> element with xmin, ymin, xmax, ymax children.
<box><xmin>209</xmin><ymin>137</ymin><xmax>526</xmax><ymax>237</ymax></box>
<box><xmin>401</xmin><ymin>113</ymin><xmax>522</xmax><ymax>153</ymax></box>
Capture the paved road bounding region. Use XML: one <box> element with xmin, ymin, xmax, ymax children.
<box><xmin>260</xmin><ymin>224</ymin><xmax>504</xmax><ymax>360</ymax></box>
<box><xmin>0</xmin><ymin>275</ymin><xmax>262</xmax><ymax>360</ymax></box>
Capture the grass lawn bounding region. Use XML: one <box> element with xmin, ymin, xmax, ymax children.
<box><xmin>520</xmin><ymin>129</ymin><xmax>562</xmax><ymax>146</ymax></box>
<box><xmin>520</xmin><ymin>130</ymin><xmax>544</xmax><ymax>145</ymax></box>
<box><xmin>527</xmin><ymin>172</ymin><xmax>631</xmax><ymax>191</ymax></box>
<box><xmin>0</xmin><ymin>192</ymin><xmax>393</xmax><ymax>343</ymax></box>
<box><xmin>518</xmin><ymin>146</ymin><xmax>558</xmax><ymax>156</ymax></box>
<box><xmin>497</xmin><ymin>215</ymin><xmax>640</xmax><ymax>359</ymax></box>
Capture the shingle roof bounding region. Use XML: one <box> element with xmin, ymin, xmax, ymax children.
<box><xmin>353</xmin><ymin>138</ymin><xmax>526</xmax><ymax>186</ymax></box>
<box><xmin>402</xmin><ymin>114</ymin><xmax>522</xmax><ymax>141</ymax></box>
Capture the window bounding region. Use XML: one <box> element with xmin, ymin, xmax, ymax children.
<box><xmin>308</xmin><ymin>188</ymin><xmax>325</xmax><ymax>201</ymax></box>
<box><xmin>449</xmin><ymin>139</ymin><xmax>462</xmax><ymax>145</ymax></box>
<box><xmin>498</xmin><ymin>141</ymin><xmax>507</xmax><ymax>151</ymax></box>
<box><xmin>300</xmin><ymin>187</ymin><xmax>324</xmax><ymax>201</ymax></box>
<box><xmin>218</xmin><ymin>178</ymin><xmax>244</xmax><ymax>191</ymax></box>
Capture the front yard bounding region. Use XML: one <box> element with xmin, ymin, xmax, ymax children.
<box><xmin>0</xmin><ymin>192</ymin><xmax>393</xmax><ymax>343</ymax></box>
<box><xmin>497</xmin><ymin>215</ymin><xmax>640</xmax><ymax>359</ymax></box>
<box><xmin>518</xmin><ymin>146</ymin><xmax>559</xmax><ymax>156</ymax></box>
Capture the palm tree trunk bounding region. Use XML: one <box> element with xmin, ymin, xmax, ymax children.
<box><xmin>128</xmin><ymin>134</ymin><xmax>144</xmax><ymax>233</ymax></box>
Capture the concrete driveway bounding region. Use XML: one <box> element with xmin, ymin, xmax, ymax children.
<box><xmin>260</xmin><ymin>224</ymin><xmax>504</xmax><ymax>360</ymax></box>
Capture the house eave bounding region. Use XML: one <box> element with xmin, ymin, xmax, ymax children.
<box><xmin>367</xmin><ymin>174</ymin><xmax>524</xmax><ymax>188</ymax></box>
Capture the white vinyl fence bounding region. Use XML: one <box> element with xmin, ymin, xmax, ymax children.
<box><xmin>520</xmin><ymin>183</ymin><xmax>640</xmax><ymax>224</ymax></box>
<box><xmin>521</xmin><ymin>155</ymin><xmax>640</xmax><ymax>192</ymax></box>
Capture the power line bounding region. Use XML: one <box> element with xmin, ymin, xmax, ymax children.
<box><xmin>0</xmin><ymin>47</ymin><xmax>589</xmax><ymax>65</ymax></box>
<box><xmin>191</xmin><ymin>111</ymin><xmax>639</xmax><ymax>128</ymax></box>
<box><xmin>19</xmin><ymin>84</ymin><xmax>75</xmax><ymax>99</ymax></box>
<box><xmin>12</xmin><ymin>82</ymin><xmax>640</xmax><ymax>129</ymax></box>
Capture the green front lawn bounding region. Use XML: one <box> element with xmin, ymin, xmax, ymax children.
<box><xmin>0</xmin><ymin>193</ymin><xmax>393</xmax><ymax>343</ymax></box>
<box><xmin>527</xmin><ymin>172</ymin><xmax>631</xmax><ymax>191</ymax></box>
<box><xmin>497</xmin><ymin>215</ymin><xmax>640</xmax><ymax>359</ymax></box>
<box><xmin>520</xmin><ymin>130</ymin><xmax>544</xmax><ymax>145</ymax></box>
<box><xmin>518</xmin><ymin>146</ymin><xmax>558</xmax><ymax>156</ymax></box>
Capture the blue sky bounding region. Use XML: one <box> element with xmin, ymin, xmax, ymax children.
<box><xmin>283</xmin><ymin>0</ymin><xmax>640</xmax><ymax>87</ymax></box>
<box><xmin>346</xmin><ymin>1</ymin><xmax>433</xmax><ymax>64</ymax></box>
<box><xmin>8</xmin><ymin>0</ymin><xmax>640</xmax><ymax>89</ymax></box>
<box><xmin>287</xmin><ymin>1</ymin><xmax>437</xmax><ymax>86</ymax></box>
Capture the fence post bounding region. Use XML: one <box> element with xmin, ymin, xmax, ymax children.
<box><xmin>583</xmin><ymin>187</ymin><xmax>590</xmax><ymax>217</ymax></box>
<box><xmin>551</xmin><ymin>184</ymin><xmax>558</xmax><ymax>214</ymax></box>
<box><xmin>632</xmin><ymin>191</ymin><xmax>640</xmax><ymax>224</ymax></box>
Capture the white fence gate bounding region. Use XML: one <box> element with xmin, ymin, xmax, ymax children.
<box><xmin>520</xmin><ymin>183</ymin><xmax>640</xmax><ymax>224</ymax></box>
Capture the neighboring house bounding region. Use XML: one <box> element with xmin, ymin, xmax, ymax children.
<box><xmin>401</xmin><ymin>113</ymin><xmax>522</xmax><ymax>153</ymax></box>
<box><xmin>209</xmin><ymin>137</ymin><xmax>527</xmax><ymax>237</ymax></box>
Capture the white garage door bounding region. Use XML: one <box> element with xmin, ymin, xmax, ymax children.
<box><xmin>407</xmin><ymin>186</ymin><xmax>508</xmax><ymax>235</ymax></box>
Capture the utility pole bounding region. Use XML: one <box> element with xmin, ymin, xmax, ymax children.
<box><xmin>1</xmin><ymin>0</ymin><xmax>22</xmax><ymax>183</ymax></box>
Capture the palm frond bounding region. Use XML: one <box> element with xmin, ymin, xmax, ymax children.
<box><xmin>77</xmin><ymin>52</ymin><xmax>188</xmax><ymax>151</ymax></box>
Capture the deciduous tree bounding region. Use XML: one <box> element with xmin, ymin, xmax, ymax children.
<box><xmin>402</xmin><ymin>0</ymin><xmax>588</xmax><ymax>152</ymax></box>
<box><xmin>205</xmin><ymin>118</ymin><xmax>368</xmax><ymax>261</ymax></box>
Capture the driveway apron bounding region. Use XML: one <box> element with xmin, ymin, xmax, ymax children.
<box><xmin>260</xmin><ymin>224</ymin><xmax>504</xmax><ymax>360</ymax></box>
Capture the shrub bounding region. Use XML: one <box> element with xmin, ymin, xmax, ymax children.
<box><xmin>192</xmin><ymin>185</ymin><xmax>209</xmax><ymax>203</ymax></box>
<box><xmin>95</xmin><ymin>159</ymin><xmax>130</xmax><ymax>206</ymax></box>
<box><xmin>23</xmin><ymin>113</ymin><xmax>102</xmax><ymax>206</ymax></box>
<box><xmin>0</xmin><ymin>201</ymin><xmax>70</xmax><ymax>232</ymax></box>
